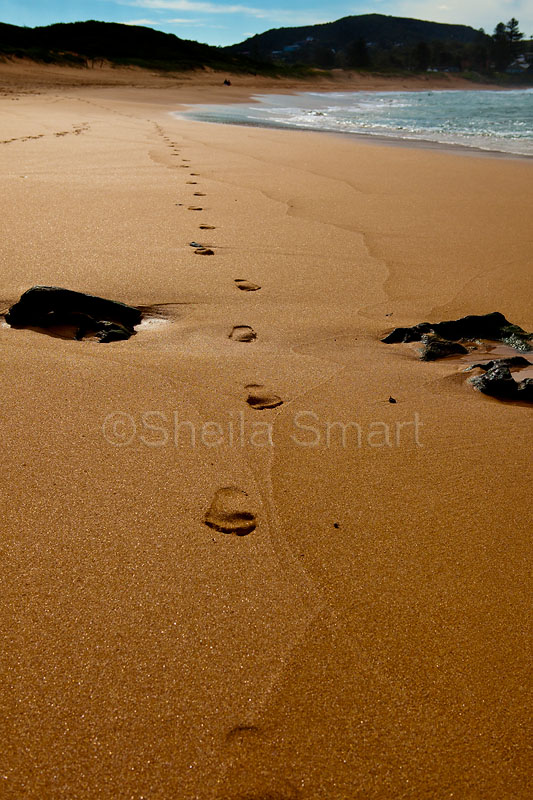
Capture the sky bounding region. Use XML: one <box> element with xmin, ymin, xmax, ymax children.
<box><xmin>0</xmin><ymin>0</ymin><xmax>531</xmax><ymax>48</ymax></box>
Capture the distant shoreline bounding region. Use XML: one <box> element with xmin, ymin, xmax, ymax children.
<box><xmin>2</xmin><ymin>56</ymin><xmax>531</xmax><ymax>94</ymax></box>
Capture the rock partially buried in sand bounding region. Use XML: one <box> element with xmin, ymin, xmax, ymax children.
<box><xmin>383</xmin><ymin>313</ymin><xmax>533</xmax><ymax>403</ymax></box>
<box><xmin>204</xmin><ymin>487</ymin><xmax>257</xmax><ymax>535</ymax></box>
<box><xmin>470</xmin><ymin>364</ymin><xmax>517</xmax><ymax>398</ymax></box>
<box><xmin>419</xmin><ymin>334</ymin><xmax>469</xmax><ymax>361</ymax></box>
<box><xmin>5</xmin><ymin>286</ymin><xmax>141</xmax><ymax>342</ymax></box>
<box><xmin>230</xmin><ymin>325</ymin><xmax>257</xmax><ymax>343</ymax></box>
<box><xmin>517</xmin><ymin>379</ymin><xmax>533</xmax><ymax>402</ymax></box>
<box><xmin>235</xmin><ymin>279</ymin><xmax>261</xmax><ymax>292</ymax></box>
<box><xmin>464</xmin><ymin>355</ymin><xmax>531</xmax><ymax>372</ymax></box>
<box><xmin>470</xmin><ymin>362</ymin><xmax>533</xmax><ymax>403</ymax></box>
<box><xmin>470</xmin><ymin>363</ymin><xmax>533</xmax><ymax>402</ymax></box>
<box><xmin>246</xmin><ymin>384</ymin><xmax>283</xmax><ymax>410</ymax></box>
<box><xmin>383</xmin><ymin>311</ymin><xmax>532</xmax><ymax>350</ymax></box>
<box><xmin>95</xmin><ymin>321</ymin><xmax>136</xmax><ymax>343</ymax></box>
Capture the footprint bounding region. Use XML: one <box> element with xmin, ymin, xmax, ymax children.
<box><xmin>195</xmin><ymin>248</ymin><xmax>214</xmax><ymax>255</ymax></box>
<box><xmin>190</xmin><ymin>172</ymin><xmax>199</xmax><ymax>176</ymax></box>
<box><xmin>204</xmin><ymin>487</ymin><xmax>257</xmax><ymax>535</ymax></box>
<box><xmin>230</xmin><ymin>325</ymin><xmax>256</xmax><ymax>343</ymax></box>
<box><xmin>245</xmin><ymin>384</ymin><xmax>283</xmax><ymax>410</ymax></box>
<box><xmin>225</xmin><ymin>724</ymin><xmax>261</xmax><ymax>744</ymax></box>
<box><xmin>193</xmin><ymin>192</ymin><xmax>206</xmax><ymax>196</ymax></box>
<box><xmin>235</xmin><ymin>279</ymin><xmax>261</xmax><ymax>292</ymax></box>
<box><xmin>186</xmin><ymin>181</ymin><xmax>197</xmax><ymax>184</ymax></box>
<box><xmin>188</xmin><ymin>206</ymin><xmax>203</xmax><ymax>211</ymax></box>
<box><xmin>199</xmin><ymin>224</ymin><xmax>215</xmax><ymax>230</ymax></box>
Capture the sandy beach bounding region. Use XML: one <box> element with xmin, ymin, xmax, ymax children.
<box><xmin>1</xmin><ymin>61</ymin><xmax>532</xmax><ymax>799</ymax></box>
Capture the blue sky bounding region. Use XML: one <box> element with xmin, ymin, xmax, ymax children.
<box><xmin>0</xmin><ymin>0</ymin><xmax>530</xmax><ymax>47</ymax></box>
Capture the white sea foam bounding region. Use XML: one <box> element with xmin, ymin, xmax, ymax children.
<box><xmin>179</xmin><ymin>89</ymin><xmax>533</xmax><ymax>156</ymax></box>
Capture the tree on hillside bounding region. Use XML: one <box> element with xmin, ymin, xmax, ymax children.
<box><xmin>492</xmin><ymin>18</ymin><xmax>524</xmax><ymax>70</ymax></box>
<box><xmin>506</xmin><ymin>17</ymin><xmax>524</xmax><ymax>56</ymax></box>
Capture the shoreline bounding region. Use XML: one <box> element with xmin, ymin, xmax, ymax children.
<box><xmin>173</xmin><ymin>85</ymin><xmax>533</xmax><ymax>161</ymax></box>
<box><xmin>176</xmin><ymin>110</ymin><xmax>533</xmax><ymax>161</ymax></box>
<box><xmin>1</xmin><ymin>64</ymin><xmax>532</xmax><ymax>800</ymax></box>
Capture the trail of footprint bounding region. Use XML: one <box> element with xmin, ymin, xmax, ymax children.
<box><xmin>230</xmin><ymin>326</ymin><xmax>257</xmax><ymax>342</ymax></box>
<box><xmin>204</xmin><ymin>487</ymin><xmax>257</xmax><ymax>535</ymax></box>
<box><xmin>235</xmin><ymin>279</ymin><xmax>261</xmax><ymax>291</ymax></box>
<box><xmin>245</xmin><ymin>384</ymin><xmax>283</xmax><ymax>410</ymax></box>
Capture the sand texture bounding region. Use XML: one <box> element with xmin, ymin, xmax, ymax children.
<box><xmin>0</xmin><ymin>62</ymin><xmax>532</xmax><ymax>799</ymax></box>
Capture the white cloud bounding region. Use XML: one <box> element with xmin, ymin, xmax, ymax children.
<box><xmin>121</xmin><ymin>0</ymin><xmax>332</xmax><ymax>26</ymax></box>
<box><xmin>385</xmin><ymin>0</ymin><xmax>532</xmax><ymax>34</ymax></box>
<box><xmin>165</xmin><ymin>17</ymin><xmax>205</xmax><ymax>22</ymax></box>
<box><xmin>126</xmin><ymin>0</ymin><xmax>270</xmax><ymax>16</ymax></box>
<box><xmin>124</xmin><ymin>18</ymin><xmax>161</xmax><ymax>24</ymax></box>
<box><xmin>166</xmin><ymin>17</ymin><xmax>228</xmax><ymax>26</ymax></box>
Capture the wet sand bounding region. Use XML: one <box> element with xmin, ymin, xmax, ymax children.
<box><xmin>0</xmin><ymin>61</ymin><xmax>532</xmax><ymax>799</ymax></box>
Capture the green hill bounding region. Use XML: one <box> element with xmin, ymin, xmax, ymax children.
<box><xmin>0</xmin><ymin>19</ymin><xmax>262</xmax><ymax>72</ymax></box>
<box><xmin>231</xmin><ymin>13</ymin><xmax>485</xmax><ymax>58</ymax></box>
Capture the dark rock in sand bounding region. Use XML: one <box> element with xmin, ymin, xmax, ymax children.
<box><xmin>96</xmin><ymin>322</ymin><xmax>134</xmax><ymax>343</ymax></box>
<box><xmin>470</xmin><ymin>364</ymin><xmax>519</xmax><ymax>398</ymax></box>
<box><xmin>419</xmin><ymin>334</ymin><xmax>469</xmax><ymax>361</ymax></box>
<box><xmin>502</xmin><ymin>333</ymin><xmax>533</xmax><ymax>352</ymax></box>
<box><xmin>383</xmin><ymin>312</ymin><xmax>532</xmax><ymax>350</ymax></box>
<box><xmin>5</xmin><ymin>286</ymin><xmax>141</xmax><ymax>342</ymax></box>
<box><xmin>465</xmin><ymin>356</ymin><xmax>531</xmax><ymax>372</ymax></box>
<box><xmin>382</xmin><ymin>322</ymin><xmax>433</xmax><ymax>344</ymax></box>
<box><xmin>471</xmin><ymin>365</ymin><xmax>533</xmax><ymax>403</ymax></box>
<box><xmin>517</xmin><ymin>378</ymin><xmax>533</xmax><ymax>402</ymax></box>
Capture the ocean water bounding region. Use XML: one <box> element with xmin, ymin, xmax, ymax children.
<box><xmin>180</xmin><ymin>89</ymin><xmax>533</xmax><ymax>156</ymax></box>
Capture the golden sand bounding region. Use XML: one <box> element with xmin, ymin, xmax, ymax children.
<box><xmin>0</xmin><ymin>61</ymin><xmax>531</xmax><ymax>799</ymax></box>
